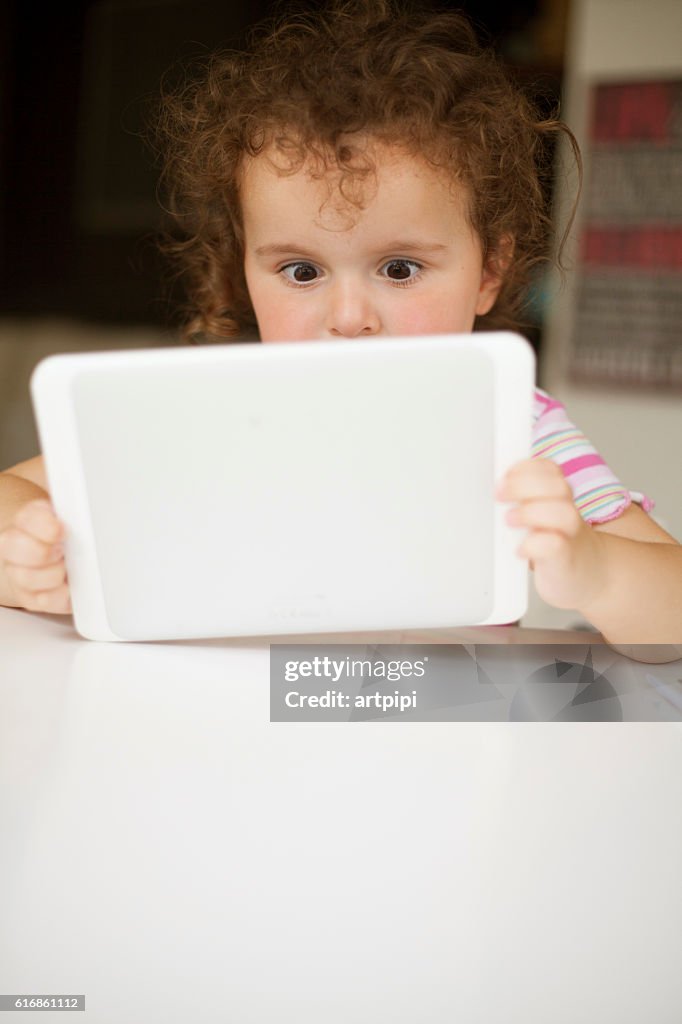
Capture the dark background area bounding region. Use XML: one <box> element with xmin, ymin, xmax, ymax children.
<box><xmin>0</xmin><ymin>0</ymin><xmax>567</xmax><ymax>332</ymax></box>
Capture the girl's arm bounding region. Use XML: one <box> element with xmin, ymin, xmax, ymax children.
<box><xmin>498</xmin><ymin>459</ymin><xmax>682</xmax><ymax>659</ymax></box>
<box><xmin>0</xmin><ymin>457</ymin><xmax>71</xmax><ymax>612</ymax></box>
<box><xmin>582</xmin><ymin>504</ymin><xmax>682</xmax><ymax>651</ymax></box>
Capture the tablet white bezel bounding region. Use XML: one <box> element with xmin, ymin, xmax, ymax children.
<box><xmin>471</xmin><ymin>332</ymin><xmax>533</xmax><ymax>626</ymax></box>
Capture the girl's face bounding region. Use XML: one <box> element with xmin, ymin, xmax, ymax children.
<box><xmin>241</xmin><ymin>140</ymin><xmax>503</xmax><ymax>342</ymax></box>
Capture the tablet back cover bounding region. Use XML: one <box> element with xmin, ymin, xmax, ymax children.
<box><xmin>31</xmin><ymin>334</ymin><xmax>533</xmax><ymax>640</ymax></box>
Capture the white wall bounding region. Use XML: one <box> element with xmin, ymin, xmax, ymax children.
<box><xmin>523</xmin><ymin>0</ymin><xmax>682</xmax><ymax>629</ymax></box>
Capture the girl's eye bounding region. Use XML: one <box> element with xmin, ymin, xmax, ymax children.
<box><xmin>279</xmin><ymin>258</ymin><xmax>424</xmax><ymax>287</ymax></box>
<box><xmin>380</xmin><ymin>259</ymin><xmax>423</xmax><ymax>286</ymax></box>
<box><xmin>280</xmin><ymin>262</ymin><xmax>319</xmax><ymax>285</ymax></box>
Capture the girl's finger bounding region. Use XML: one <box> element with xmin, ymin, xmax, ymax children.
<box><xmin>14</xmin><ymin>500</ymin><xmax>64</xmax><ymax>545</ymax></box>
<box><xmin>498</xmin><ymin>459</ymin><xmax>571</xmax><ymax>502</ymax></box>
<box><xmin>5</xmin><ymin>560</ymin><xmax>67</xmax><ymax>594</ymax></box>
<box><xmin>21</xmin><ymin>582</ymin><xmax>72</xmax><ymax>615</ymax></box>
<box><xmin>506</xmin><ymin>499</ymin><xmax>582</xmax><ymax>538</ymax></box>
<box><xmin>0</xmin><ymin>527</ymin><xmax>63</xmax><ymax>568</ymax></box>
<box><xmin>516</xmin><ymin>529</ymin><xmax>570</xmax><ymax>564</ymax></box>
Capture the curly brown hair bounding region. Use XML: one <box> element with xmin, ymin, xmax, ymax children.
<box><xmin>153</xmin><ymin>0</ymin><xmax>580</xmax><ymax>342</ymax></box>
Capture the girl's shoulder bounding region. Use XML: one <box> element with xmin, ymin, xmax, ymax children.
<box><xmin>532</xmin><ymin>386</ymin><xmax>568</xmax><ymax>423</ymax></box>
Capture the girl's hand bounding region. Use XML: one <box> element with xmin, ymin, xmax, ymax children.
<box><xmin>497</xmin><ymin>458</ymin><xmax>607</xmax><ymax>613</ymax></box>
<box><xmin>0</xmin><ymin>499</ymin><xmax>71</xmax><ymax>614</ymax></box>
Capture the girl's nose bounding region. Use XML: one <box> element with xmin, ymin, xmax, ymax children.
<box><xmin>326</xmin><ymin>278</ymin><xmax>381</xmax><ymax>338</ymax></box>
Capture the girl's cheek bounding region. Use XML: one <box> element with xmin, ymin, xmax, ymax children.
<box><xmin>261</xmin><ymin>304</ymin><xmax>321</xmax><ymax>342</ymax></box>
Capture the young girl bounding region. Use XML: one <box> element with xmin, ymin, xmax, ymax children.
<box><xmin>0</xmin><ymin>0</ymin><xmax>680</xmax><ymax>643</ymax></box>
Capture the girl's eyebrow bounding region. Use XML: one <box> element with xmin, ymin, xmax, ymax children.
<box><xmin>254</xmin><ymin>244</ymin><xmax>319</xmax><ymax>260</ymax></box>
<box><xmin>372</xmin><ymin>240</ymin><xmax>451</xmax><ymax>255</ymax></box>
<box><xmin>254</xmin><ymin>240</ymin><xmax>451</xmax><ymax>259</ymax></box>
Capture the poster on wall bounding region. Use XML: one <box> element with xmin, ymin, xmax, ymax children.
<box><xmin>570</xmin><ymin>79</ymin><xmax>682</xmax><ymax>388</ymax></box>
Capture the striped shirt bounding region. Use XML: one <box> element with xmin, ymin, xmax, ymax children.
<box><xmin>532</xmin><ymin>388</ymin><xmax>654</xmax><ymax>524</ymax></box>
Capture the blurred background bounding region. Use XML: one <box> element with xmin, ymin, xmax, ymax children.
<box><xmin>0</xmin><ymin>0</ymin><xmax>680</xmax><ymax>628</ymax></box>
<box><xmin>0</xmin><ymin>0</ymin><xmax>568</xmax><ymax>329</ymax></box>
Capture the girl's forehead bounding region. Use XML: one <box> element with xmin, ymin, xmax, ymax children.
<box><xmin>239</xmin><ymin>150</ymin><xmax>476</xmax><ymax>251</ymax></box>
<box><xmin>239</xmin><ymin>137</ymin><xmax>465</xmax><ymax>212</ymax></box>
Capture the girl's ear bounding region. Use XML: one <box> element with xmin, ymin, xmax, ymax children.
<box><xmin>475</xmin><ymin>234</ymin><xmax>514</xmax><ymax>316</ymax></box>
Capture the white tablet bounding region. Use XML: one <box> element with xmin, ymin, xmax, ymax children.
<box><xmin>30</xmin><ymin>332</ymin><xmax>534</xmax><ymax>642</ymax></box>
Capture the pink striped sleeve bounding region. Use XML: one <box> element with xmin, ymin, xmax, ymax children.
<box><xmin>532</xmin><ymin>388</ymin><xmax>655</xmax><ymax>524</ymax></box>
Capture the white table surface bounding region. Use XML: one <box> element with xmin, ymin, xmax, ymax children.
<box><xmin>1</xmin><ymin>608</ymin><xmax>681</xmax><ymax>1023</ymax></box>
